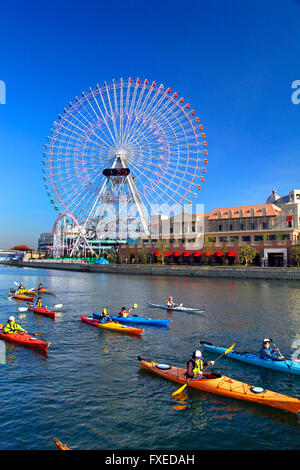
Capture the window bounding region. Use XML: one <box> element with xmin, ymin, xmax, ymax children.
<box><xmin>230</xmin><ymin>236</ymin><xmax>238</xmax><ymax>242</ymax></box>
<box><xmin>267</xmin><ymin>234</ymin><xmax>277</xmax><ymax>241</ymax></box>
<box><xmin>188</xmin><ymin>238</ymin><xmax>195</xmax><ymax>243</ymax></box>
<box><xmin>240</xmin><ymin>223</ymin><xmax>244</xmax><ymax>230</ymax></box>
<box><xmin>229</xmin><ymin>224</ymin><xmax>233</xmax><ymax>231</ymax></box>
<box><xmin>262</xmin><ymin>222</ymin><xmax>268</xmax><ymax>229</ymax></box>
<box><xmin>169</xmin><ymin>239</ymin><xmax>175</xmax><ymax>244</ymax></box>
<box><xmin>242</xmin><ymin>236</ymin><xmax>251</xmax><ymax>242</ymax></box>
<box><xmin>287</xmin><ymin>221</ymin><xmax>292</xmax><ymax>228</ymax></box>
<box><xmin>254</xmin><ymin>235</ymin><xmax>263</xmax><ymax>241</ymax></box>
<box><xmin>219</xmin><ymin>236</ymin><xmax>228</xmax><ymax>242</ymax></box>
<box><xmin>151</xmin><ymin>239</ymin><xmax>158</xmax><ymax>243</ymax></box>
<box><xmin>218</xmin><ymin>225</ymin><xmax>223</xmax><ymax>231</ymax></box>
<box><xmin>143</xmin><ymin>239</ymin><xmax>149</xmax><ymax>244</ymax></box>
<box><xmin>281</xmin><ymin>234</ymin><xmax>290</xmax><ymax>240</ymax></box>
<box><xmin>208</xmin><ymin>236</ymin><xmax>216</xmax><ymax>242</ymax></box>
<box><xmin>250</xmin><ymin>223</ymin><xmax>256</xmax><ymax>230</ymax></box>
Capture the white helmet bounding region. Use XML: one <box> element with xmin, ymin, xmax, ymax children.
<box><xmin>263</xmin><ymin>338</ymin><xmax>271</xmax><ymax>343</ymax></box>
<box><xmin>9</xmin><ymin>316</ymin><xmax>15</xmax><ymax>322</ymax></box>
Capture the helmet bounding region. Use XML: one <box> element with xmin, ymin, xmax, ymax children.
<box><xmin>192</xmin><ymin>350</ymin><xmax>203</xmax><ymax>359</ymax></box>
<box><xmin>122</xmin><ymin>307</ymin><xmax>126</xmax><ymax>310</ymax></box>
<box><xmin>168</xmin><ymin>296</ymin><xmax>173</xmax><ymax>300</ymax></box>
<box><xmin>9</xmin><ymin>316</ymin><xmax>15</xmax><ymax>322</ymax></box>
<box><xmin>263</xmin><ymin>338</ymin><xmax>271</xmax><ymax>344</ymax></box>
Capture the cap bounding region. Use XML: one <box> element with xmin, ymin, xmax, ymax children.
<box><xmin>9</xmin><ymin>316</ymin><xmax>15</xmax><ymax>322</ymax></box>
<box><xmin>263</xmin><ymin>338</ymin><xmax>271</xmax><ymax>343</ymax></box>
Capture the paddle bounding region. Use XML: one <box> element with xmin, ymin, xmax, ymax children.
<box><xmin>172</xmin><ymin>343</ymin><xmax>235</xmax><ymax>398</ymax></box>
<box><xmin>18</xmin><ymin>303</ymin><xmax>63</xmax><ymax>313</ymax></box>
<box><xmin>270</xmin><ymin>338</ymin><xmax>291</xmax><ymax>369</ymax></box>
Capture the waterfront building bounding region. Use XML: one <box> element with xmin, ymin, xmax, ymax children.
<box><xmin>38</xmin><ymin>233</ymin><xmax>54</xmax><ymax>253</ymax></box>
<box><xmin>119</xmin><ymin>189</ymin><xmax>300</xmax><ymax>266</ymax></box>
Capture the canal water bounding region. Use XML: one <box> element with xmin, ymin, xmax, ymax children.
<box><xmin>0</xmin><ymin>265</ymin><xmax>300</xmax><ymax>450</ymax></box>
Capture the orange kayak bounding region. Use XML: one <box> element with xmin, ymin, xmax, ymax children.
<box><xmin>139</xmin><ymin>358</ymin><xmax>300</xmax><ymax>414</ymax></box>
<box><xmin>0</xmin><ymin>329</ymin><xmax>50</xmax><ymax>353</ymax></box>
<box><xmin>81</xmin><ymin>316</ymin><xmax>144</xmax><ymax>336</ymax></box>
<box><xmin>53</xmin><ymin>437</ymin><xmax>71</xmax><ymax>450</ymax></box>
<box><xmin>8</xmin><ymin>292</ymin><xmax>35</xmax><ymax>302</ymax></box>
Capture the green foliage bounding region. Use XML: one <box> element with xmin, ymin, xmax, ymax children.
<box><xmin>239</xmin><ymin>243</ymin><xmax>258</xmax><ymax>266</ymax></box>
<box><xmin>288</xmin><ymin>245</ymin><xmax>300</xmax><ymax>266</ymax></box>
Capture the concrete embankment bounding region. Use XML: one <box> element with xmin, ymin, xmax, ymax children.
<box><xmin>1</xmin><ymin>260</ymin><xmax>300</xmax><ymax>280</ymax></box>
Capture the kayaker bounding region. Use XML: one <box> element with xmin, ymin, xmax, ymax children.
<box><xmin>119</xmin><ymin>306</ymin><xmax>131</xmax><ymax>318</ymax></box>
<box><xmin>3</xmin><ymin>316</ymin><xmax>26</xmax><ymax>334</ymax></box>
<box><xmin>16</xmin><ymin>283</ymin><xmax>26</xmax><ymax>295</ymax></box>
<box><xmin>98</xmin><ymin>308</ymin><xmax>113</xmax><ymax>323</ymax></box>
<box><xmin>185</xmin><ymin>350</ymin><xmax>215</xmax><ymax>379</ymax></box>
<box><xmin>167</xmin><ymin>296</ymin><xmax>175</xmax><ymax>308</ymax></box>
<box><xmin>35</xmin><ymin>296</ymin><xmax>44</xmax><ymax>308</ymax></box>
<box><xmin>37</xmin><ymin>283</ymin><xmax>46</xmax><ymax>291</ymax></box>
<box><xmin>259</xmin><ymin>339</ymin><xmax>285</xmax><ymax>361</ymax></box>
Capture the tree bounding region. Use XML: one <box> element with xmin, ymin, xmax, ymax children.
<box><xmin>10</xmin><ymin>245</ymin><xmax>32</xmax><ymax>251</ymax></box>
<box><xmin>239</xmin><ymin>243</ymin><xmax>258</xmax><ymax>266</ymax></box>
<box><xmin>138</xmin><ymin>247</ymin><xmax>148</xmax><ymax>264</ymax></box>
<box><xmin>156</xmin><ymin>239</ymin><xmax>168</xmax><ymax>265</ymax></box>
<box><xmin>288</xmin><ymin>245</ymin><xmax>300</xmax><ymax>267</ymax></box>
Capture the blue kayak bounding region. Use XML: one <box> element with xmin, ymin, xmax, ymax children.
<box><xmin>202</xmin><ymin>342</ymin><xmax>300</xmax><ymax>376</ymax></box>
<box><xmin>93</xmin><ymin>313</ymin><xmax>170</xmax><ymax>327</ymax></box>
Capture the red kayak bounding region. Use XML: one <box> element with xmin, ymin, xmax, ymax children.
<box><xmin>0</xmin><ymin>329</ymin><xmax>50</xmax><ymax>353</ymax></box>
<box><xmin>8</xmin><ymin>293</ymin><xmax>35</xmax><ymax>302</ymax></box>
<box><xmin>27</xmin><ymin>303</ymin><xmax>55</xmax><ymax>319</ymax></box>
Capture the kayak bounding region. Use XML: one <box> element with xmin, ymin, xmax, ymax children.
<box><xmin>27</xmin><ymin>303</ymin><xmax>56</xmax><ymax>319</ymax></box>
<box><xmin>138</xmin><ymin>357</ymin><xmax>300</xmax><ymax>414</ymax></box>
<box><xmin>148</xmin><ymin>303</ymin><xmax>205</xmax><ymax>313</ymax></box>
<box><xmin>37</xmin><ymin>289</ymin><xmax>55</xmax><ymax>295</ymax></box>
<box><xmin>53</xmin><ymin>437</ymin><xmax>71</xmax><ymax>450</ymax></box>
<box><xmin>10</xmin><ymin>288</ymin><xmax>36</xmax><ymax>296</ymax></box>
<box><xmin>202</xmin><ymin>342</ymin><xmax>300</xmax><ymax>376</ymax></box>
<box><xmin>95</xmin><ymin>313</ymin><xmax>170</xmax><ymax>327</ymax></box>
<box><xmin>0</xmin><ymin>329</ymin><xmax>50</xmax><ymax>353</ymax></box>
<box><xmin>8</xmin><ymin>293</ymin><xmax>35</xmax><ymax>302</ymax></box>
<box><xmin>81</xmin><ymin>316</ymin><xmax>144</xmax><ymax>336</ymax></box>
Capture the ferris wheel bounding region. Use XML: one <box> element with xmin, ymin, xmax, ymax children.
<box><xmin>43</xmin><ymin>77</ymin><xmax>208</xmax><ymax>255</ymax></box>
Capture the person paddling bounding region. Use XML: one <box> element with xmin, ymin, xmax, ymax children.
<box><xmin>185</xmin><ymin>350</ymin><xmax>215</xmax><ymax>379</ymax></box>
<box><xmin>167</xmin><ymin>296</ymin><xmax>176</xmax><ymax>308</ymax></box>
<box><xmin>37</xmin><ymin>283</ymin><xmax>46</xmax><ymax>291</ymax></box>
<box><xmin>98</xmin><ymin>308</ymin><xmax>113</xmax><ymax>323</ymax></box>
<box><xmin>16</xmin><ymin>283</ymin><xmax>26</xmax><ymax>295</ymax></box>
<box><xmin>3</xmin><ymin>316</ymin><xmax>26</xmax><ymax>334</ymax></box>
<box><xmin>35</xmin><ymin>295</ymin><xmax>44</xmax><ymax>308</ymax></box>
<box><xmin>259</xmin><ymin>338</ymin><xmax>285</xmax><ymax>361</ymax></box>
<box><xmin>119</xmin><ymin>306</ymin><xmax>131</xmax><ymax>318</ymax></box>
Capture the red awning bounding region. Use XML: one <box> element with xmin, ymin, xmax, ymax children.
<box><xmin>173</xmin><ymin>251</ymin><xmax>181</xmax><ymax>257</ymax></box>
<box><xmin>154</xmin><ymin>252</ymin><xmax>161</xmax><ymax>256</ymax></box>
<box><xmin>286</xmin><ymin>216</ymin><xmax>293</xmax><ymax>221</ymax></box>
<box><xmin>183</xmin><ymin>251</ymin><xmax>191</xmax><ymax>256</ymax></box>
<box><xmin>204</xmin><ymin>251</ymin><xmax>212</xmax><ymax>257</ymax></box>
<box><xmin>194</xmin><ymin>251</ymin><xmax>201</xmax><ymax>256</ymax></box>
<box><xmin>227</xmin><ymin>251</ymin><xmax>236</xmax><ymax>257</ymax></box>
<box><xmin>215</xmin><ymin>251</ymin><xmax>223</xmax><ymax>257</ymax></box>
<box><xmin>164</xmin><ymin>252</ymin><xmax>171</xmax><ymax>256</ymax></box>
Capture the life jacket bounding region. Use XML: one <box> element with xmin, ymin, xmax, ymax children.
<box><xmin>36</xmin><ymin>299</ymin><xmax>43</xmax><ymax>308</ymax></box>
<box><xmin>187</xmin><ymin>358</ymin><xmax>203</xmax><ymax>374</ymax></box>
<box><xmin>119</xmin><ymin>310</ymin><xmax>129</xmax><ymax>317</ymax></box>
<box><xmin>3</xmin><ymin>321</ymin><xmax>24</xmax><ymax>334</ymax></box>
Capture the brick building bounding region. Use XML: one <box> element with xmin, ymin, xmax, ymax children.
<box><xmin>119</xmin><ymin>189</ymin><xmax>300</xmax><ymax>266</ymax></box>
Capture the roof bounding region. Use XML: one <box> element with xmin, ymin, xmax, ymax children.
<box><xmin>207</xmin><ymin>204</ymin><xmax>281</xmax><ymax>220</ymax></box>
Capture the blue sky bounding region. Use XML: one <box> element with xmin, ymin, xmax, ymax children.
<box><xmin>0</xmin><ymin>0</ymin><xmax>299</xmax><ymax>248</ymax></box>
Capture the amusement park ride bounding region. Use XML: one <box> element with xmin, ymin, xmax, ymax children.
<box><xmin>43</xmin><ymin>78</ymin><xmax>208</xmax><ymax>257</ymax></box>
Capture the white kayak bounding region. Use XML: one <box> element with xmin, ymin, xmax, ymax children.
<box><xmin>148</xmin><ymin>302</ymin><xmax>205</xmax><ymax>313</ymax></box>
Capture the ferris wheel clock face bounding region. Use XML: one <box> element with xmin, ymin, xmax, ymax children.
<box><xmin>44</xmin><ymin>77</ymin><xmax>208</xmax><ymax>225</ymax></box>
